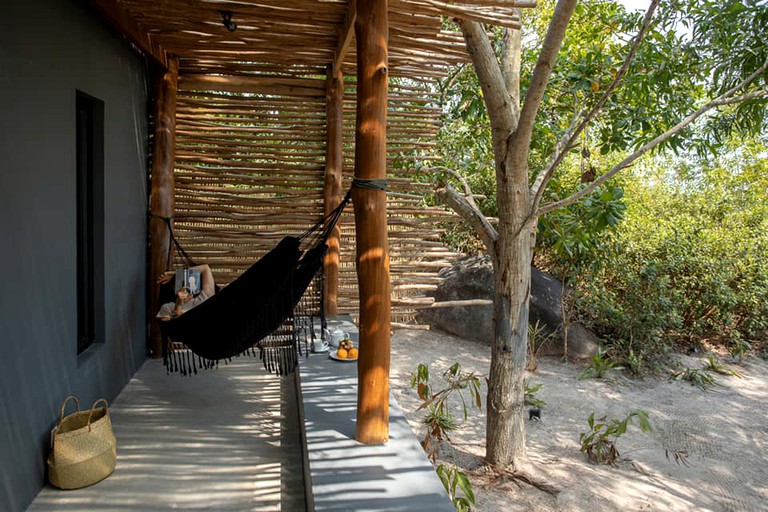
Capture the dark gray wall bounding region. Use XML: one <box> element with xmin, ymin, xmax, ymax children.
<box><xmin>0</xmin><ymin>1</ymin><xmax>150</xmax><ymax>509</ymax></box>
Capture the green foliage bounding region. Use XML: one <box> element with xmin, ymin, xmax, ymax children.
<box><xmin>703</xmin><ymin>352</ymin><xmax>743</xmax><ymax>378</ymax></box>
<box><xmin>517</xmin><ymin>0</ymin><xmax>767</xmax><ymax>159</ymax></box>
<box><xmin>728</xmin><ymin>339</ymin><xmax>752</xmax><ymax>363</ymax></box>
<box><xmin>411</xmin><ymin>363</ymin><xmax>483</xmax><ymax>459</ymax></box>
<box><xmin>615</xmin><ymin>342</ymin><xmax>646</xmax><ymax>376</ymax></box>
<box><xmin>520</xmin><ymin>0</ymin><xmax>641</xmax><ymax>159</ymax></box>
<box><xmin>437</xmin><ymin>464</ymin><xmax>477</xmax><ymax>512</ymax></box>
<box><xmin>524</xmin><ymin>381</ymin><xmax>546</xmax><ymax>408</ymax></box>
<box><xmin>671</xmin><ymin>0</ymin><xmax>768</xmax><ymax>149</ymax></box>
<box><xmin>579</xmin><ymin>347</ymin><xmax>617</xmax><ymax>380</ymax></box>
<box><xmin>579</xmin><ymin>410</ymin><xmax>653</xmax><ymax>464</ymax></box>
<box><xmin>538</xmin><ymin>185</ymin><xmax>627</xmax><ymax>269</ymax></box>
<box><xmin>422</xmin><ymin>406</ymin><xmax>458</xmax><ymax>449</ymax></box>
<box><xmin>527</xmin><ymin>321</ymin><xmax>556</xmax><ymax>372</ymax></box>
<box><xmin>671</xmin><ymin>367</ymin><xmax>717</xmax><ymax>391</ymax></box>
<box><xmin>569</xmin><ymin>149</ymin><xmax>768</xmax><ymax>369</ymax></box>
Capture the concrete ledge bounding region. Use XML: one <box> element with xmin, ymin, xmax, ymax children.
<box><xmin>298</xmin><ymin>351</ymin><xmax>455</xmax><ymax>512</ymax></box>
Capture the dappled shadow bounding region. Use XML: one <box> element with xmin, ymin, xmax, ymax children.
<box><xmin>391</xmin><ymin>329</ymin><xmax>768</xmax><ymax>512</ymax></box>
<box><xmin>516</xmin><ymin>356</ymin><xmax>768</xmax><ymax>511</ymax></box>
<box><xmin>299</xmin><ymin>352</ymin><xmax>456</xmax><ymax>511</ymax></box>
<box><xmin>29</xmin><ymin>358</ymin><xmax>304</xmax><ymax>511</ymax></box>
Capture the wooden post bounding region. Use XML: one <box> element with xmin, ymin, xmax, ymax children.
<box><xmin>147</xmin><ymin>57</ymin><xmax>178</xmax><ymax>358</ymax></box>
<box><xmin>354</xmin><ymin>0</ymin><xmax>390</xmax><ymax>445</ymax></box>
<box><xmin>323</xmin><ymin>67</ymin><xmax>344</xmax><ymax>316</ymax></box>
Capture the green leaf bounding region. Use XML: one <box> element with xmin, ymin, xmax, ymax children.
<box><xmin>636</xmin><ymin>410</ymin><xmax>653</xmax><ymax>433</ymax></box>
<box><xmin>455</xmin><ymin>470</ymin><xmax>476</xmax><ymax>505</ymax></box>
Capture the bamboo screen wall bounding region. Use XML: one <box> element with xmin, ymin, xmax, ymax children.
<box><xmin>114</xmin><ymin>0</ymin><xmax>530</xmax><ymax>327</ymax></box>
<box><xmin>172</xmin><ymin>77</ymin><xmax>462</xmax><ymax>327</ymax></box>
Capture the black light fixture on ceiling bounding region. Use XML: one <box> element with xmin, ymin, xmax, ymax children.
<box><xmin>221</xmin><ymin>11</ymin><xmax>237</xmax><ymax>32</ymax></box>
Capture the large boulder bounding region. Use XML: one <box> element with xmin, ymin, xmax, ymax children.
<box><xmin>421</xmin><ymin>254</ymin><xmax>599</xmax><ymax>358</ymax></box>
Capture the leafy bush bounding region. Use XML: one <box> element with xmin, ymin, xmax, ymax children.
<box><xmin>411</xmin><ymin>362</ymin><xmax>483</xmax><ymax>459</ymax></box>
<box><xmin>579</xmin><ymin>410</ymin><xmax>652</xmax><ymax>465</ymax></box>
<box><xmin>558</xmin><ymin>149</ymin><xmax>768</xmax><ymax>370</ymax></box>
<box><xmin>437</xmin><ymin>464</ymin><xmax>476</xmax><ymax>512</ymax></box>
<box><xmin>524</xmin><ymin>381</ymin><xmax>546</xmax><ymax>408</ymax></box>
<box><xmin>579</xmin><ymin>347</ymin><xmax>617</xmax><ymax>380</ymax></box>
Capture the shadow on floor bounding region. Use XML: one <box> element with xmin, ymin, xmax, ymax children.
<box><xmin>28</xmin><ymin>357</ymin><xmax>305</xmax><ymax>512</ymax></box>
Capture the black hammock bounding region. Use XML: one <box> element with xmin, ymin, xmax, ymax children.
<box><xmin>158</xmin><ymin>190</ymin><xmax>351</xmax><ymax>376</ymax></box>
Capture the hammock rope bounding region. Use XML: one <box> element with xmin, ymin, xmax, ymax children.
<box><xmin>157</xmin><ymin>190</ymin><xmax>353</xmax><ymax>376</ymax></box>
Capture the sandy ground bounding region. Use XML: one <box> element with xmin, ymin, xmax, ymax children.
<box><xmin>390</xmin><ymin>329</ymin><xmax>768</xmax><ymax>512</ymax></box>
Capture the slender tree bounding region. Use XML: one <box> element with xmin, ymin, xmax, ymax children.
<box><xmin>438</xmin><ymin>0</ymin><xmax>768</xmax><ymax>470</ymax></box>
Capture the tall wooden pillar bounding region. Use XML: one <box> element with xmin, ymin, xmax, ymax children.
<box><xmin>323</xmin><ymin>67</ymin><xmax>344</xmax><ymax>315</ymax></box>
<box><xmin>354</xmin><ymin>0</ymin><xmax>390</xmax><ymax>445</ymax></box>
<box><xmin>147</xmin><ymin>57</ymin><xmax>178</xmax><ymax>358</ymax></box>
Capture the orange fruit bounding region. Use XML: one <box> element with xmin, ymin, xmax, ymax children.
<box><xmin>337</xmin><ymin>348</ymin><xmax>348</xmax><ymax>359</ymax></box>
<box><xmin>348</xmin><ymin>348</ymin><xmax>359</xmax><ymax>359</ymax></box>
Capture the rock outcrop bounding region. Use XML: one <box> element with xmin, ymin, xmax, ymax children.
<box><xmin>421</xmin><ymin>254</ymin><xmax>599</xmax><ymax>358</ymax></box>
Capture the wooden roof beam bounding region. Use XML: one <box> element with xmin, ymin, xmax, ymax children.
<box><xmin>332</xmin><ymin>0</ymin><xmax>357</xmax><ymax>77</ymax></box>
<box><xmin>432</xmin><ymin>0</ymin><xmax>537</xmax><ymax>6</ymax></box>
<box><xmin>89</xmin><ymin>0</ymin><xmax>169</xmax><ymax>68</ymax></box>
<box><xmin>180</xmin><ymin>75</ymin><xmax>326</xmax><ymax>98</ymax></box>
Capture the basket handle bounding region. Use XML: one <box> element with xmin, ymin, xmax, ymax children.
<box><xmin>87</xmin><ymin>399</ymin><xmax>109</xmax><ymax>431</ymax></box>
<box><xmin>59</xmin><ymin>396</ymin><xmax>80</xmax><ymax>422</ymax></box>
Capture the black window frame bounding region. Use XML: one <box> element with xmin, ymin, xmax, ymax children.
<box><xmin>76</xmin><ymin>91</ymin><xmax>105</xmax><ymax>355</ymax></box>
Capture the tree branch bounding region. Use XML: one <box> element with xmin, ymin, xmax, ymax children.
<box><xmin>536</xmin><ymin>57</ymin><xmax>768</xmax><ymax>216</ymax></box>
<box><xmin>436</xmin><ymin>184</ymin><xmax>498</xmax><ymax>259</ymax></box>
<box><xmin>515</xmin><ymin>0</ymin><xmax>578</xmax><ymax>151</ymax></box>
<box><xmin>425</xmin><ymin>165</ymin><xmax>480</xmax><ymax>208</ymax></box>
<box><xmin>501</xmin><ymin>19</ymin><xmax>522</xmax><ymax>120</ymax></box>
<box><xmin>439</xmin><ymin>63</ymin><xmax>467</xmax><ymax>108</ymax></box>
<box><xmin>530</xmin><ymin>0</ymin><xmax>661</xmax><ymax>209</ymax></box>
<box><xmin>529</xmin><ymin>108</ymin><xmax>585</xmax><ymax>194</ymax></box>
<box><xmin>458</xmin><ymin>20</ymin><xmax>517</xmax><ymax>135</ymax></box>
<box><xmin>715</xmin><ymin>88</ymin><xmax>768</xmax><ymax>105</ymax></box>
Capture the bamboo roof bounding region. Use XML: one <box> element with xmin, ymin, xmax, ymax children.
<box><xmin>97</xmin><ymin>0</ymin><xmax>529</xmax><ymax>74</ymax></box>
<box><xmin>92</xmin><ymin>0</ymin><xmax>534</xmax><ymax>325</ymax></box>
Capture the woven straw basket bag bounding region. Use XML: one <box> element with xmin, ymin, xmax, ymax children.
<box><xmin>48</xmin><ymin>396</ymin><xmax>117</xmax><ymax>489</ymax></box>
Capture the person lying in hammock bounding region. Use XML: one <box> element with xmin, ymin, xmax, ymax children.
<box><xmin>156</xmin><ymin>264</ymin><xmax>216</xmax><ymax>321</ymax></box>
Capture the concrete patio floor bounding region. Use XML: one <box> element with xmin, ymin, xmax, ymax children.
<box><xmin>28</xmin><ymin>356</ymin><xmax>305</xmax><ymax>511</ymax></box>
<box><xmin>28</xmin><ymin>317</ymin><xmax>455</xmax><ymax>512</ymax></box>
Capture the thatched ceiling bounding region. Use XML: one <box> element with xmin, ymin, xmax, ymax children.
<box><xmin>91</xmin><ymin>0</ymin><xmax>531</xmax><ymax>79</ymax></box>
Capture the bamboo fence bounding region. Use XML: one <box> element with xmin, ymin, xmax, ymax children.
<box><xmin>172</xmin><ymin>77</ymin><xmax>465</xmax><ymax>325</ymax></box>
<box><xmin>117</xmin><ymin>0</ymin><xmax>534</xmax><ymax>326</ymax></box>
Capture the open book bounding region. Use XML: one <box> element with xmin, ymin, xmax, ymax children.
<box><xmin>175</xmin><ymin>268</ymin><xmax>202</xmax><ymax>296</ymax></box>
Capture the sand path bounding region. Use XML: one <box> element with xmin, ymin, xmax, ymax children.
<box><xmin>391</xmin><ymin>329</ymin><xmax>768</xmax><ymax>512</ymax></box>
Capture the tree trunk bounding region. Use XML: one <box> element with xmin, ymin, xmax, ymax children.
<box><xmin>482</xmin><ymin>108</ymin><xmax>538</xmax><ymax>462</ymax></box>
<box><xmin>458</xmin><ymin>0</ymin><xmax>578</xmax><ymax>469</ymax></box>
<box><xmin>486</xmin><ymin>217</ymin><xmax>536</xmax><ymax>466</ymax></box>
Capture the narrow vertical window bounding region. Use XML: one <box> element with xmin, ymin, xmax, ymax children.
<box><xmin>76</xmin><ymin>91</ymin><xmax>105</xmax><ymax>354</ymax></box>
